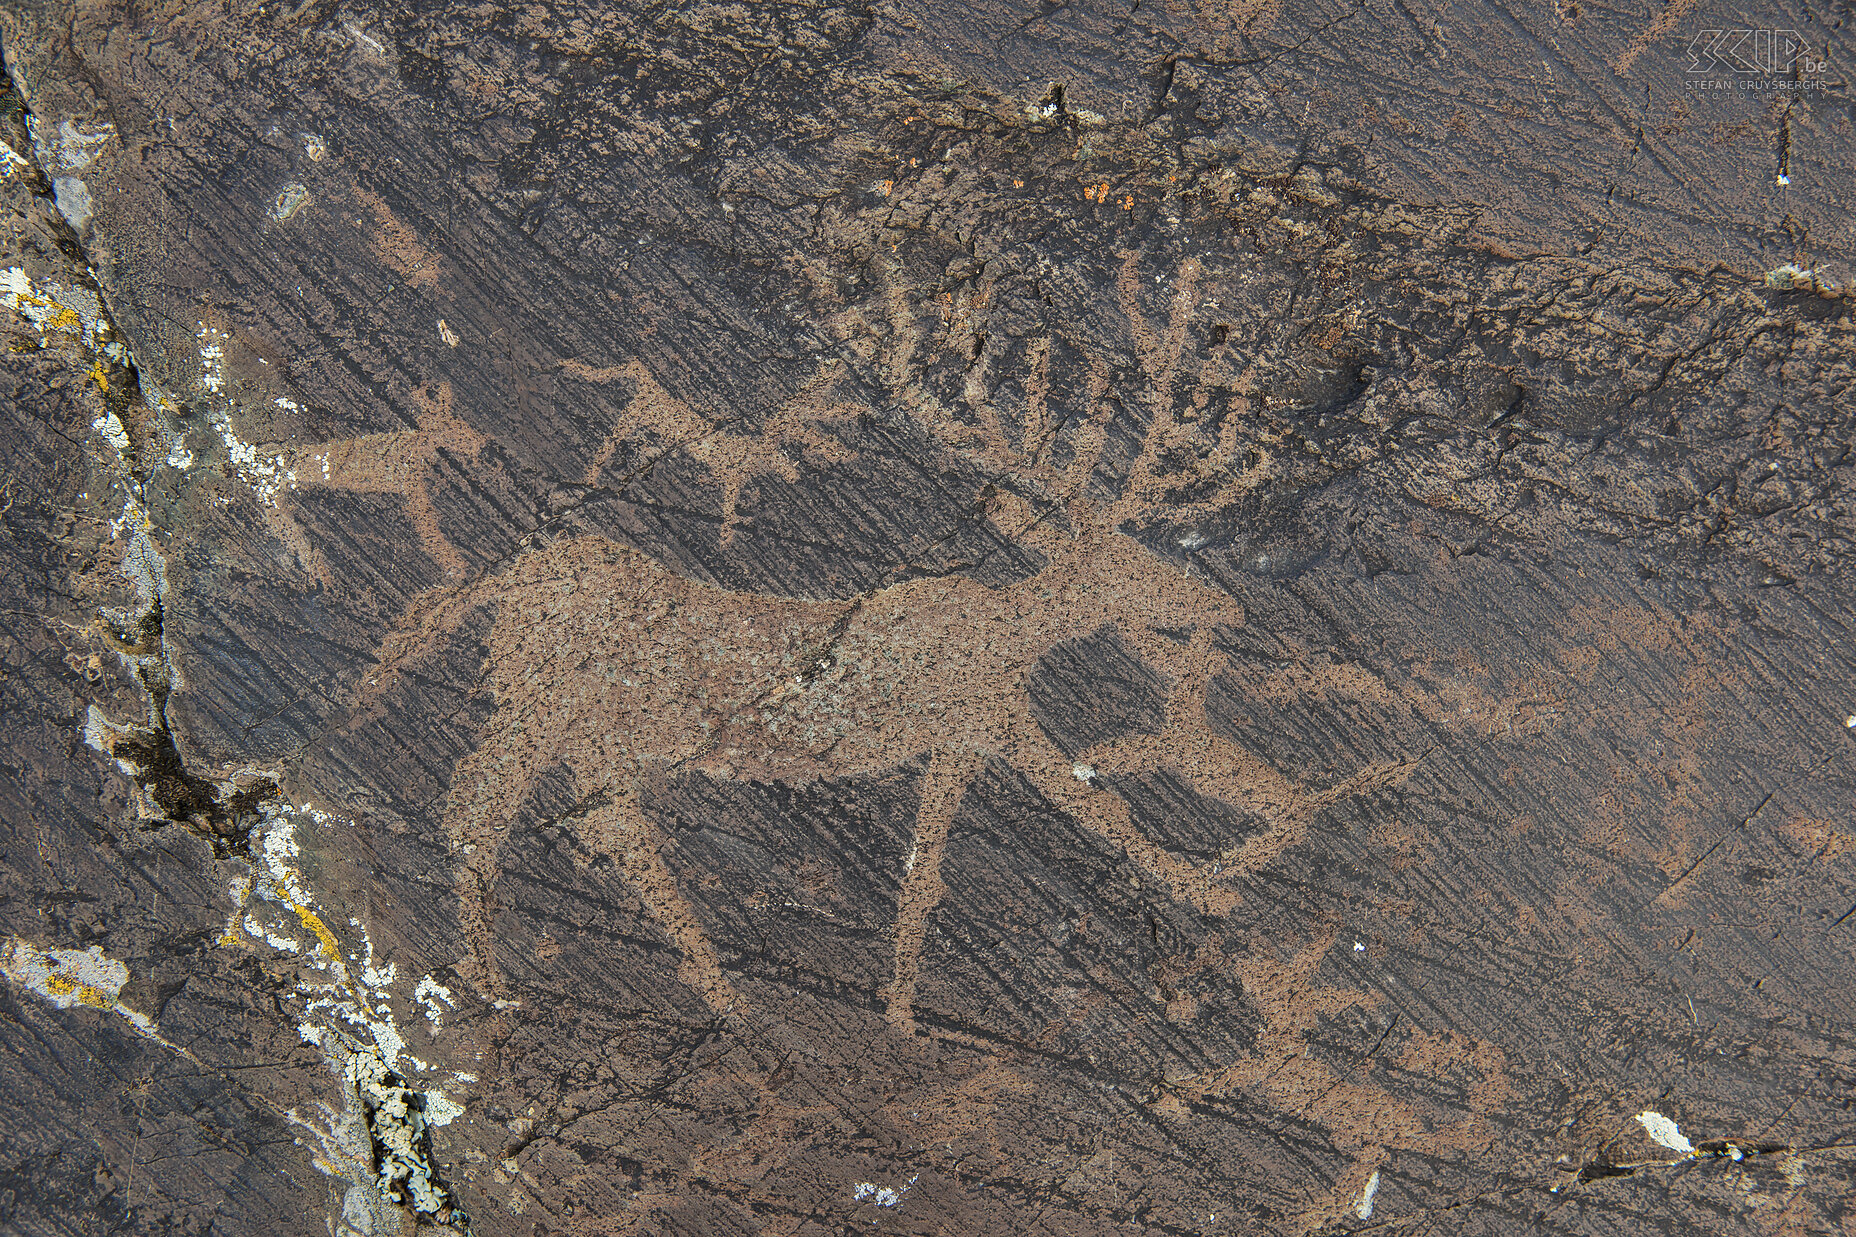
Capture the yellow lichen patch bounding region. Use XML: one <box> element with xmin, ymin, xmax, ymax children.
<box><xmin>89</xmin><ymin>359</ymin><xmax>108</xmax><ymax>393</ymax></box>
<box><xmin>41</xmin><ymin>971</ymin><xmax>118</xmax><ymax>1009</ymax></box>
<box><xmin>2</xmin><ymin>271</ymin><xmax>84</xmax><ymax>336</ymax></box>
<box><xmin>1</xmin><ymin>936</ymin><xmax>159</xmax><ymax>1037</ymax></box>
<box><xmin>288</xmin><ymin>898</ymin><xmax>349</xmax><ymax>969</ymax></box>
<box><xmin>9</xmin><ymin>291</ymin><xmax>81</xmax><ymax>333</ymax></box>
<box><xmin>251</xmin><ymin>812</ymin><xmax>354</xmax><ymax>977</ymax></box>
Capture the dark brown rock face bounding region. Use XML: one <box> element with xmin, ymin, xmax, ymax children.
<box><xmin>1</xmin><ymin>1</ymin><xmax>1853</xmax><ymax>1233</ymax></box>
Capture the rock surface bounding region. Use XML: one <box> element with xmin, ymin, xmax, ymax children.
<box><xmin>1</xmin><ymin>1</ymin><xmax>1854</xmax><ymax>1233</ymax></box>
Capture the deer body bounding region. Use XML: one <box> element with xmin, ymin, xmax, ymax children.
<box><xmin>423</xmin><ymin>521</ymin><xmax>1430</xmax><ymax>1030</ymax></box>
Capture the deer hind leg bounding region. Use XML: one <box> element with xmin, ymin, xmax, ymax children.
<box><xmin>578</xmin><ymin>780</ymin><xmax>739</xmax><ymax>1017</ymax></box>
<box><xmin>884</xmin><ymin>748</ymin><xmax>981</xmax><ymax>1034</ymax></box>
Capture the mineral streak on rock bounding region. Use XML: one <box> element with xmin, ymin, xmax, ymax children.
<box><xmin>2</xmin><ymin>0</ymin><xmax>1855</xmax><ymax>1234</ymax></box>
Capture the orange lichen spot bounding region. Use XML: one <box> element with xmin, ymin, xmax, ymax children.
<box><xmin>881</xmin><ymin>179</ymin><xmax>894</xmax><ymax>196</ymax></box>
<box><xmin>1013</xmin><ymin>178</ymin><xmax>1024</xmax><ymax>187</ymax></box>
<box><xmin>909</xmin><ymin>157</ymin><xmax>918</xmax><ymax>167</ymax></box>
<box><xmin>1122</xmin><ymin>195</ymin><xmax>1134</xmax><ymax>210</ymax></box>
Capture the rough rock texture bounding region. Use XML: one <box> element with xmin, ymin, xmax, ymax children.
<box><xmin>1</xmin><ymin>0</ymin><xmax>1854</xmax><ymax>1234</ymax></box>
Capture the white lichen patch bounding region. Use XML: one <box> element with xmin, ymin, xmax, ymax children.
<box><xmin>93</xmin><ymin>523</ymin><xmax>181</xmax><ymax>703</ymax></box>
<box><xmin>349</xmin><ymin>1042</ymin><xmax>455</xmax><ymax>1212</ymax></box>
<box><xmin>1765</xmin><ymin>264</ymin><xmax>1820</xmax><ymax>292</ymax></box>
<box><xmin>424</xmin><ymin>1091</ymin><xmax>465</xmax><ymax>1127</ymax></box>
<box><xmin>228</xmin><ymin>807</ymin><xmax>470</xmax><ymax>1226</ymax></box>
<box><xmin>53</xmin><ymin>177</ymin><xmax>94</xmax><ymax>231</ymax></box>
<box><xmin>292</xmin><ymin>1020</ymin><xmax>465</xmax><ymax>1217</ymax></box>
<box><xmin>197</xmin><ymin>322</ymin><xmax>227</xmax><ymax>392</ymax></box>
<box><xmin>77</xmin><ymin>517</ymin><xmax>177</xmax><ymax>722</ymax></box>
<box><xmin>414</xmin><ymin>976</ymin><xmax>457</xmax><ymax>1033</ymax></box>
<box><xmin>138</xmin><ymin>387</ymin><xmax>197</xmax><ymax>471</ymax></box>
<box><xmin>303</xmin><ymin>133</ymin><xmax>328</xmax><ymax>161</ymax></box>
<box><xmin>219</xmin><ymin>875</ymin><xmax>254</xmax><ymax>945</ymax></box>
<box><xmin>21</xmin><ymin>118</ymin><xmax>112</xmax><ymax>230</ymax></box>
<box><xmin>1072</xmin><ymin>762</ymin><xmax>1096</xmax><ymax>782</ymax></box>
<box><xmin>358</xmin><ymin>930</ymin><xmax>397</xmax><ymax>992</ymax></box>
<box><xmin>853</xmin><ymin>1175</ymin><xmax>917</xmax><ymax>1208</ymax></box>
<box><xmin>82</xmin><ymin>701</ymin><xmax>161</xmax><ymax>790</ymax></box>
<box><xmin>27</xmin><ymin>117</ymin><xmax>115</xmax><ymax>174</ymax></box>
<box><xmin>107</xmin><ymin>496</ymin><xmax>140</xmax><ymax>540</ymax></box>
<box><xmin>92</xmin><ymin>408</ymin><xmax>131</xmax><ymax>455</ymax></box>
<box><xmin>1636</xmin><ymin>1110</ymin><xmax>1696</xmax><ymax>1156</ymax></box>
<box><xmin>83</xmin><ymin>697</ymin><xmax>155</xmax><ymax>762</ymax></box>
<box><xmin>1</xmin><ymin>936</ymin><xmax>158</xmax><ymax>1039</ymax></box>
<box><xmin>211</xmin><ymin>410</ymin><xmax>298</xmax><ymax>505</ymax></box>
<box><xmin>1355</xmin><ymin>1169</ymin><xmax>1380</xmax><ymax>1219</ymax></box>
<box><xmin>83</xmin><ymin>702</ymin><xmax>119</xmax><ymax>754</ymax></box>
<box><xmin>3</xmin><ymin>266</ymin><xmax>110</xmax><ymax>347</ymax></box>
<box><xmin>121</xmin><ymin>527</ymin><xmax>165</xmax><ymax>610</ymax></box>
<box><xmin>283</xmin><ymin>1086</ymin><xmax>403</xmax><ymax>1236</ymax></box>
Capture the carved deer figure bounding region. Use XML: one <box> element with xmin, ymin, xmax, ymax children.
<box><xmin>397</xmin><ymin>507</ymin><xmax>1413</xmax><ymax>1030</ymax></box>
<box><xmin>327</xmin><ymin>255</ymin><xmax>1424</xmax><ymax>1029</ymax></box>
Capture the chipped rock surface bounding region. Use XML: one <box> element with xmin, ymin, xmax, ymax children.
<box><xmin>1</xmin><ymin>2</ymin><xmax>1854</xmax><ymax>1236</ymax></box>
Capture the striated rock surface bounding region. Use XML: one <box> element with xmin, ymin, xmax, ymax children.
<box><xmin>1</xmin><ymin>1</ymin><xmax>1853</xmax><ymax>1233</ymax></box>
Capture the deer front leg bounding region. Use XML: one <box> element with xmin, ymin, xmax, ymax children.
<box><xmin>1012</xmin><ymin>726</ymin><xmax>1243</xmax><ymax>920</ymax></box>
<box><xmin>884</xmin><ymin>747</ymin><xmax>982</xmax><ymax>1034</ymax></box>
<box><xmin>1099</xmin><ymin>627</ymin><xmax>1427</xmax><ymax>874</ymax></box>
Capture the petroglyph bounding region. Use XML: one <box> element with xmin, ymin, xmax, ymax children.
<box><xmin>401</xmin><ymin>509</ymin><xmax>1422</xmax><ymax>1030</ymax></box>
<box><xmin>317</xmin><ymin>324</ymin><xmax>1434</xmax><ymax>1044</ymax></box>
